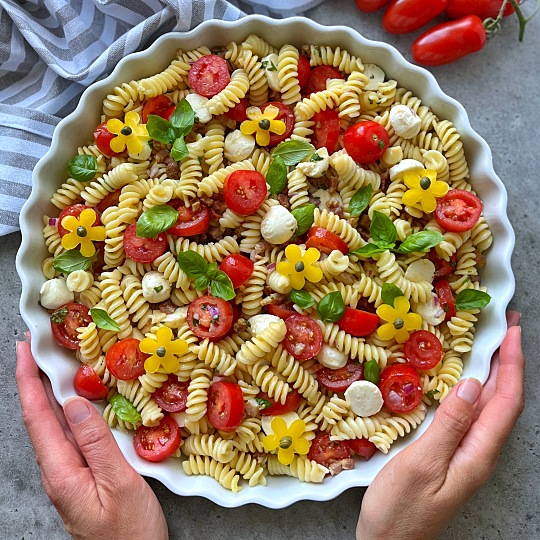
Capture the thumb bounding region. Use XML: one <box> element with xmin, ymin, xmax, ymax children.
<box><xmin>64</xmin><ymin>397</ymin><xmax>135</xmax><ymax>485</ymax></box>
<box><xmin>415</xmin><ymin>378</ymin><xmax>482</xmax><ymax>464</ymax></box>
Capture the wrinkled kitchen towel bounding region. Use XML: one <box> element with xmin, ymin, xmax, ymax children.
<box><xmin>0</xmin><ymin>0</ymin><xmax>325</xmax><ymax>235</ymax></box>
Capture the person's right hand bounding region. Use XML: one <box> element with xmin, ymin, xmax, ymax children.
<box><xmin>357</xmin><ymin>311</ymin><xmax>525</xmax><ymax>540</ymax></box>
<box><xmin>16</xmin><ymin>339</ymin><xmax>168</xmax><ymax>540</ymax></box>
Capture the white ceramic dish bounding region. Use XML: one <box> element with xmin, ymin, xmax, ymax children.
<box><xmin>16</xmin><ymin>15</ymin><xmax>515</xmax><ymax>508</ymax></box>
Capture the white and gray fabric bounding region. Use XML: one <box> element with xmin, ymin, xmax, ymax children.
<box><xmin>0</xmin><ymin>0</ymin><xmax>324</xmax><ymax>236</ymax></box>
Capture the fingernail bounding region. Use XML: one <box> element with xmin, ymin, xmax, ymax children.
<box><xmin>457</xmin><ymin>378</ymin><xmax>482</xmax><ymax>404</ymax></box>
<box><xmin>25</xmin><ymin>330</ymin><xmax>31</xmax><ymax>343</ymax></box>
<box><xmin>64</xmin><ymin>398</ymin><xmax>91</xmax><ymax>425</ymax></box>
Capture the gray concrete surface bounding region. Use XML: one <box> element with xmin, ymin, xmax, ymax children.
<box><xmin>2</xmin><ymin>2</ymin><xmax>540</xmax><ymax>539</ymax></box>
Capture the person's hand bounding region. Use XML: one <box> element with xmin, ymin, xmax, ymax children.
<box><xmin>357</xmin><ymin>311</ymin><xmax>524</xmax><ymax>540</ymax></box>
<box><xmin>16</xmin><ymin>338</ymin><xmax>168</xmax><ymax>540</ymax></box>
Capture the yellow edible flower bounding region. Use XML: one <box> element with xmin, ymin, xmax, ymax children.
<box><xmin>376</xmin><ymin>296</ymin><xmax>422</xmax><ymax>343</ymax></box>
<box><xmin>402</xmin><ymin>169</ymin><xmax>449</xmax><ymax>214</ymax></box>
<box><xmin>240</xmin><ymin>105</ymin><xmax>286</xmax><ymax>146</ymax></box>
<box><xmin>60</xmin><ymin>208</ymin><xmax>105</xmax><ymax>257</ymax></box>
<box><xmin>263</xmin><ymin>416</ymin><xmax>310</xmax><ymax>465</ymax></box>
<box><xmin>106</xmin><ymin>111</ymin><xmax>149</xmax><ymax>154</ymax></box>
<box><xmin>139</xmin><ymin>326</ymin><xmax>188</xmax><ymax>374</ymax></box>
<box><xmin>276</xmin><ymin>244</ymin><xmax>323</xmax><ymax>290</ymax></box>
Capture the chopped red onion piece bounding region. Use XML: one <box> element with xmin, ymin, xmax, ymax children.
<box><xmin>207</xmin><ymin>304</ymin><xmax>220</xmax><ymax>318</ymax></box>
<box><xmin>403</xmin><ymin>382</ymin><xmax>415</xmax><ymax>395</ymax></box>
<box><xmin>49</xmin><ymin>218</ymin><xmax>58</xmax><ymax>226</ymax></box>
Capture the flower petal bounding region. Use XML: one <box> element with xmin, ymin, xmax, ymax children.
<box><xmin>276</xmin><ymin>261</ymin><xmax>293</xmax><ymax>277</ymax></box>
<box><xmin>240</xmin><ymin>120</ymin><xmax>258</xmax><ymax>135</ymax></box>
<box><xmin>278</xmin><ymin>447</ymin><xmax>295</xmax><ymax>466</ymax></box>
<box><xmin>304</xmin><ymin>265</ymin><xmax>323</xmax><ymax>283</ymax></box>
<box><xmin>246</xmin><ymin>106</ymin><xmax>263</xmax><ymax>121</ymax></box>
<box><xmin>288</xmin><ymin>419</ymin><xmax>306</xmax><ymax>439</ymax></box>
<box><xmin>170</xmin><ymin>339</ymin><xmax>188</xmax><ymax>356</ymax></box>
<box><xmin>431</xmin><ymin>181</ymin><xmax>449</xmax><ymax>198</ymax></box>
<box><xmin>144</xmin><ymin>355</ymin><xmax>160</xmax><ymax>373</ymax></box>
<box><xmin>106</xmin><ymin>119</ymin><xmax>124</xmax><ymax>135</ymax></box>
<box><xmin>293</xmin><ymin>437</ymin><xmax>310</xmax><ymax>455</ymax></box>
<box><xmin>419</xmin><ymin>194</ymin><xmax>437</xmax><ymax>214</ymax></box>
<box><xmin>256</xmin><ymin>129</ymin><xmax>270</xmax><ymax>147</ymax></box>
<box><xmin>263</xmin><ymin>434</ymin><xmax>279</xmax><ymax>452</ymax></box>
<box><xmin>285</xmin><ymin>244</ymin><xmax>302</xmax><ymax>263</ymax></box>
<box><xmin>61</xmin><ymin>215</ymin><xmax>79</xmax><ymax>232</ymax></box>
<box><xmin>394</xmin><ymin>296</ymin><xmax>410</xmax><ymax>316</ymax></box>
<box><xmin>377</xmin><ymin>322</ymin><xmax>396</xmax><ymax>341</ymax></box>
<box><xmin>404</xmin><ymin>312</ymin><xmax>422</xmax><ymax>330</ymax></box>
<box><xmin>376</xmin><ymin>304</ymin><xmax>396</xmax><ymax>323</ymax></box>
<box><xmin>125</xmin><ymin>111</ymin><xmax>141</xmax><ymax>127</ymax></box>
<box><xmin>79</xmin><ymin>240</ymin><xmax>97</xmax><ymax>258</ymax></box>
<box><xmin>88</xmin><ymin>226</ymin><xmax>106</xmax><ymax>242</ymax></box>
<box><xmin>156</xmin><ymin>326</ymin><xmax>173</xmax><ymax>343</ymax></box>
<box><xmin>109</xmin><ymin>136</ymin><xmax>126</xmax><ymax>153</ymax></box>
<box><xmin>139</xmin><ymin>337</ymin><xmax>158</xmax><ymax>355</ymax></box>
<box><xmin>403</xmin><ymin>189</ymin><xmax>423</xmax><ymax>207</ymax></box>
<box><xmin>303</xmin><ymin>247</ymin><xmax>321</xmax><ymax>265</ymax></box>
<box><xmin>395</xmin><ymin>328</ymin><xmax>411</xmax><ymax>344</ymax></box>
<box><xmin>61</xmin><ymin>233</ymin><xmax>79</xmax><ymax>251</ymax></box>
<box><xmin>269</xmin><ymin>119</ymin><xmax>286</xmax><ymax>135</ymax></box>
<box><xmin>403</xmin><ymin>172</ymin><xmax>421</xmax><ymax>189</ymax></box>
<box><xmin>126</xmin><ymin>138</ymin><xmax>144</xmax><ymax>155</ymax></box>
<box><xmin>271</xmin><ymin>416</ymin><xmax>288</xmax><ymax>437</ymax></box>
<box><xmin>424</xmin><ymin>169</ymin><xmax>437</xmax><ymax>182</ymax></box>
<box><xmin>161</xmin><ymin>355</ymin><xmax>180</xmax><ymax>373</ymax></box>
<box><xmin>80</xmin><ymin>209</ymin><xmax>97</xmax><ymax>227</ymax></box>
<box><xmin>289</xmin><ymin>272</ymin><xmax>306</xmax><ymax>290</ymax></box>
<box><xmin>263</xmin><ymin>105</ymin><xmax>279</xmax><ymax>120</ymax></box>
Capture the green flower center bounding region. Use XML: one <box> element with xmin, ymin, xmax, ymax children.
<box><xmin>295</xmin><ymin>262</ymin><xmax>305</xmax><ymax>272</ymax></box>
<box><xmin>121</xmin><ymin>126</ymin><xmax>133</xmax><ymax>136</ymax></box>
<box><xmin>393</xmin><ymin>318</ymin><xmax>405</xmax><ymax>330</ymax></box>
<box><xmin>76</xmin><ymin>226</ymin><xmax>87</xmax><ymax>238</ymax></box>
<box><xmin>156</xmin><ymin>346</ymin><xmax>166</xmax><ymax>358</ymax></box>
<box><xmin>420</xmin><ymin>176</ymin><xmax>432</xmax><ymax>190</ymax></box>
<box><xmin>279</xmin><ymin>436</ymin><xmax>293</xmax><ymax>449</ymax></box>
<box><xmin>258</xmin><ymin>119</ymin><xmax>271</xmax><ymax>130</ymax></box>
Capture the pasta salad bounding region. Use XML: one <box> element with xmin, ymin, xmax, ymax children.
<box><xmin>40</xmin><ymin>34</ymin><xmax>493</xmax><ymax>492</ymax></box>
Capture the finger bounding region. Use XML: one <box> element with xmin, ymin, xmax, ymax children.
<box><xmin>63</xmin><ymin>397</ymin><xmax>136</xmax><ymax>489</ymax></box>
<box><xmin>15</xmin><ymin>341</ymin><xmax>86</xmax><ymax>473</ymax></box>
<box><xmin>506</xmin><ymin>310</ymin><xmax>521</xmax><ymax>328</ymax></box>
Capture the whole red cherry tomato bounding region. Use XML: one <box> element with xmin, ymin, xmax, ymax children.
<box><xmin>311</xmin><ymin>110</ymin><xmax>340</xmax><ymax>153</ymax></box>
<box><xmin>383</xmin><ymin>0</ymin><xmax>448</xmax><ymax>35</ymax></box>
<box><xmin>446</xmin><ymin>0</ymin><xmax>519</xmax><ymax>20</ymax></box>
<box><xmin>219</xmin><ymin>254</ymin><xmax>254</xmax><ymax>289</ymax></box>
<box><xmin>355</xmin><ymin>0</ymin><xmax>391</xmax><ymax>12</ymax></box>
<box><xmin>74</xmin><ymin>364</ymin><xmax>108</xmax><ymax>400</ymax></box>
<box><xmin>343</xmin><ymin>121</ymin><xmax>389</xmax><ymax>164</ymax></box>
<box><xmin>412</xmin><ymin>16</ymin><xmax>487</xmax><ymax>67</ymax></box>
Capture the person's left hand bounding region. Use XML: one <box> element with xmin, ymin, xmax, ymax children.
<box><xmin>16</xmin><ymin>339</ymin><xmax>169</xmax><ymax>540</ymax></box>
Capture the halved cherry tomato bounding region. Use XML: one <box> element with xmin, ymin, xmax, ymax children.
<box><xmin>223</xmin><ymin>170</ymin><xmax>268</xmax><ymax>216</ymax></box>
<box><xmin>308</xmin><ymin>433</ymin><xmax>351</xmax><ymax>467</ymax></box>
<box><xmin>429</xmin><ymin>248</ymin><xmax>457</xmax><ymax>279</ymax></box>
<box><xmin>346</xmin><ymin>438</ymin><xmax>378</xmax><ymax>460</ymax></box>
<box><xmin>412</xmin><ymin>15</ymin><xmax>487</xmax><ymax>67</ymax></box>
<box><xmin>260</xmin><ymin>102</ymin><xmax>294</xmax><ymax>146</ymax></box>
<box><xmin>338</xmin><ymin>307</ymin><xmax>379</xmax><ymax>337</ymax></box>
<box><xmin>404</xmin><ymin>330</ymin><xmax>444</xmax><ymax>371</ymax></box>
<box><xmin>446</xmin><ymin>0</ymin><xmax>518</xmax><ymax>19</ymax></box>
<box><xmin>343</xmin><ymin>121</ymin><xmax>389</xmax><ymax>164</ymax></box>
<box><xmin>187</xmin><ymin>296</ymin><xmax>233</xmax><ymax>340</ymax></box>
<box><xmin>355</xmin><ymin>0</ymin><xmax>391</xmax><ymax>12</ymax></box>
<box><xmin>188</xmin><ymin>55</ymin><xmax>230</xmax><ymax>98</ymax></box>
<box><xmin>207</xmin><ymin>381</ymin><xmax>244</xmax><ymax>432</ymax></box>
<box><xmin>297</xmin><ymin>55</ymin><xmax>311</xmax><ymax>89</ymax></box>
<box><xmin>50</xmin><ymin>302</ymin><xmax>92</xmax><ymax>350</ymax></box>
<box><xmin>57</xmin><ymin>204</ymin><xmax>101</xmax><ymax>237</ymax></box>
<box><xmin>383</xmin><ymin>0</ymin><xmax>448</xmax><ymax>35</ymax></box>
<box><xmin>306</xmin><ymin>227</ymin><xmax>349</xmax><ymax>255</ymax></box>
<box><xmin>266</xmin><ymin>301</ymin><xmax>298</xmax><ymax>320</ymax></box>
<box><xmin>94</xmin><ymin>122</ymin><xmax>123</xmax><ymax>158</ymax></box>
<box><xmin>166</xmin><ymin>199</ymin><xmax>210</xmax><ymax>236</ymax></box>
<box><xmin>74</xmin><ymin>364</ymin><xmax>108</xmax><ymax>400</ymax></box>
<box><xmin>379</xmin><ymin>364</ymin><xmax>422</xmax><ymax>414</ymax></box>
<box><xmin>95</xmin><ymin>189</ymin><xmax>122</xmax><ymax>214</ymax></box>
<box><xmin>258</xmin><ymin>390</ymin><xmax>301</xmax><ymax>416</ymax></box>
<box><xmin>105</xmin><ymin>338</ymin><xmax>148</xmax><ymax>380</ymax></box>
<box><xmin>224</xmin><ymin>98</ymin><xmax>248</xmax><ymax>122</ymax></box>
<box><xmin>142</xmin><ymin>95</ymin><xmax>175</xmax><ymax>123</ymax></box>
<box><xmin>220</xmin><ymin>254</ymin><xmax>254</xmax><ymax>289</ymax></box>
<box><xmin>133</xmin><ymin>415</ymin><xmax>181</xmax><ymax>462</ymax></box>
<box><xmin>283</xmin><ymin>315</ymin><xmax>323</xmax><ymax>361</ymax></box>
<box><xmin>152</xmin><ymin>375</ymin><xmax>189</xmax><ymax>413</ymax></box>
<box><xmin>317</xmin><ymin>362</ymin><xmax>363</xmax><ymax>393</ymax></box>
<box><xmin>311</xmin><ymin>110</ymin><xmax>340</xmax><ymax>153</ymax></box>
<box><xmin>434</xmin><ymin>278</ymin><xmax>456</xmax><ymax>321</ymax></box>
<box><xmin>304</xmin><ymin>66</ymin><xmax>342</xmax><ymax>95</ymax></box>
<box><xmin>123</xmin><ymin>223</ymin><xmax>167</xmax><ymax>263</ymax></box>
<box><xmin>434</xmin><ymin>189</ymin><xmax>483</xmax><ymax>232</ymax></box>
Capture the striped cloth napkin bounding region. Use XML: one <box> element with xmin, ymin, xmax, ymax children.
<box><xmin>0</xmin><ymin>0</ymin><xmax>325</xmax><ymax>236</ymax></box>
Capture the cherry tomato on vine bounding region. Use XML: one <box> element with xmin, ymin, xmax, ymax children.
<box><xmin>223</xmin><ymin>170</ymin><xmax>268</xmax><ymax>216</ymax></box>
<box><xmin>258</xmin><ymin>390</ymin><xmax>301</xmax><ymax>416</ymax></box>
<box><xmin>152</xmin><ymin>375</ymin><xmax>189</xmax><ymax>413</ymax></box>
<box><xmin>338</xmin><ymin>307</ymin><xmax>380</xmax><ymax>337</ymax></box>
<box><xmin>346</xmin><ymin>438</ymin><xmax>378</xmax><ymax>460</ymax></box>
<box><xmin>133</xmin><ymin>416</ymin><xmax>181</xmax><ymax>462</ymax></box>
<box><xmin>166</xmin><ymin>199</ymin><xmax>210</xmax><ymax>237</ymax></box>
<box><xmin>343</xmin><ymin>121</ymin><xmax>389</xmax><ymax>164</ymax></box>
<box><xmin>355</xmin><ymin>0</ymin><xmax>391</xmax><ymax>12</ymax></box>
<box><xmin>283</xmin><ymin>315</ymin><xmax>323</xmax><ymax>361</ymax></box>
<box><xmin>260</xmin><ymin>102</ymin><xmax>294</xmax><ymax>146</ymax></box>
<box><xmin>434</xmin><ymin>189</ymin><xmax>483</xmax><ymax>232</ymax></box>
<box><xmin>142</xmin><ymin>95</ymin><xmax>175</xmax><ymax>123</ymax></box>
<box><xmin>308</xmin><ymin>433</ymin><xmax>351</xmax><ymax>467</ymax></box>
<box><xmin>311</xmin><ymin>110</ymin><xmax>340</xmax><ymax>153</ymax></box>
<box><xmin>187</xmin><ymin>296</ymin><xmax>233</xmax><ymax>340</ymax></box>
<box><xmin>188</xmin><ymin>55</ymin><xmax>230</xmax><ymax>98</ymax></box>
<box><xmin>303</xmin><ymin>66</ymin><xmax>342</xmax><ymax>95</ymax></box>
<box><xmin>224</xmin><ymin>98</ymin><xmax>248</xmax><ymax>122</ymax></box>
<box><xmin>74</xmin><ymin>364</ymin><xmax>108</xmax><ymax>400</ymax></box>
<box><xmin>207</xmin><ymin>381</ymin><xmax>244</xmax><ymax>431</ymax></box>
<box><xmin>412</xmin><ymin>15</ymin><xmax>487</xmax><ymax>67</ymax></box>
<box><xmin>434</xmin><ymin>278</ymin><xmax>456</xmax><ymax>321</ymax></box>
<box><xmin>379</xmin><ymin>364</ymin><xmax>422</xmax><ymax>414</ymax></box>
<box><xmin>123</xmin><ymin>223</ymin><xmax>167</xmax><ymax>263</ymax></box>
<box><xmin>57</xmin><ymin>204</ymin><xmax>101</xmax><ymax>237</ymax></box>
<box><xmin>317</xmin><ymin>362</ymin><xmax>364</xmax><ymax>393</ymax></box>
<box><xmin>219</xmin><ymin>254</ymin><xmax>254</xmax><ymax>289</ymax></box>
<box><xmin>305</xmin><ymin>227</ymin><xmax>349</xmax><ymax>255</ymax></box>
<box><xmin>383</xmin><ymin>0</ymin><xmax>449</xmax><ymax>35</ymax></box>
<box><xmin>297</xmin><ymin>55</ymin><xmax>311</xmax><ymax>89</ymax></box>
<box><xmin>51</xmin><ymin>302</ymin><xmax>92</xmax><ymax>350</ymax></box>
<box><xmin>94</xmin><ymin>122</ymin><xmax>123</xmax><ymax>158</ymax></box>
<box><xmin>106</xmin><ymin>338</ymin><xmax>148</xmax><ymax>380</ymax></box>
<box><xmin>446</xmin><ymin>0</ymin><xmax>519</xmax><ymax>20</ymax></box>
<box><xmin>404</xmin><ymin>330</ymin><xmax>444</xmax><ymax>370</ymax></box>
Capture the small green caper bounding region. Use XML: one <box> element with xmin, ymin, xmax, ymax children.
<box><xmin>420</xmin><ymin>176</ymin><xmax>432</xmax><ymax>190</ymax></box>
<box><xmin>120</xmin><ymin>126</ymin><xmax>133</xmax><ymax>136</ymax></box>
<box><xmin>76</xmin><ymin>226</ymin><xmax>87</xmax><ymax>237</ymax></box>
<box><xmin>393</xmin><ymin>318</ymin><xmax>405</xmax><ymax>330</ymax></box>
<box><xmin>156</xmin><ymin>346</ymin><xmax>166</xmax><ymax>358</ymax></box>
<box><xmin>258</xmin><ymin>119</ymin><xmax>271</xmax><ymax>130</ymax></box>
<box><xmin>279</xmin><ymin>436</ymin><xmax>293</xmax><ymax>449</ymax></box>
<box><xmin>295</xmin><ymin>262</ymin><xmax>305</xmax><ymax>272</ymax></box>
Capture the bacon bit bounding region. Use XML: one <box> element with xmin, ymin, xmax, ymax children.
<box><xmin>253</xmin><ymin>452</ymin><xmax>267</xmax><ymax>465</ymax></box>
<box><xmin>268</xmin><ymin>89</ymin><xmax>281</xmax><ymax>102</ymax></box>
<box><xmin>159</xmin><ymin>300</ymin><xmax>177</xmax><ymax>314</ymax></box>
<box><xmin>329</xmin><ymin>461</ymin><xmax>343</xmax><ymax>476</ymax></box>
<box><xmin>148</xmin><ymin>163</ymin><xmax>160</xmax><ymax>178</ymax></box>
<box><xmin>226</xmin><ymin>118</ymin><xmax>237</xmax><ymax>131</ymax></box>
<box><xmin>166</xmin><ymin>160</ymin><xmax>180</xmax><ymax>179</ymax></box>
<box><xmin>244</xmin><ymin>399</ymin><xmax>261</xmax><ymax>418</ymax></box>
<box><xmin>356</xmin><ymin>297</ymin><xmax>377</xmax><ymax>314</ymax></box>
<box><xmin>263</xmin><ymin>285</ymin><xmax>272</xmax><ymax>296</ymax></box>
<box><xmin>233</xmin><ymin>317</ymin><xmax>248</xmax><ymax>334</ymax></box>
<box><xmin>474</xmin><ymin>250</ymin><xmax>486</xmax><ymax>267</ymax></box>
<box><xmin>326</xmin><ymin>197</ymin><xmax>343</xmax><ymax>217</ymax></box>
<box><xmin>261</xmin><ymin>293</ymin><xmax>287</xmax><ymax>306</ymax></box>
<box><xmin>155</xmin><ymin>149</ymin><xmax>169</xmax><ymax>163</ymax></box>
<box><xmin>251</xmin><ymin>241</ymin><xmax>271</xmax><ymax>262</ymax></box>
<box><xmin>327</xmin><ymin>175</ymin><xmax>338</xmax><ymax>195</ymax></box>
<box><xmin>470</xmin><ymin>275</ymin><xmax>480</xmax><ymax>283</ymax></box>
<box><xmin>338</xmin><ymin>273</ymin><xmax>355</xmax><ymax>285</ymax></box>
<box><xmin>212</xmin><ymin>199</ymin><xmax>228</xmax><ymax>215</ymax></box>
<box><xmin>341</xmin><ymin>457</ymin><xmax>354</xmax><ymax>470</ymax></box>
<box><xmin>277</xmin><ymin>193</ymin><xmax>290</xmax><ymax>208</ymax></box>
<box><xmin>379</xmin><ymin>172</ymin><xmax>390</xmax><ymax>193</ymax></box>
<box><xmin>200</xmin><ymin>195</ymin><xmax>214</xmax><ymax>207</ymax></box>
<box><xmin>329</xmin><ymin>457</ymin><xmax>354</xmax><ymax>476</ymax></box>
<box><xmin>211</xmin><ymin>46</ymin><xmax>227</xmax><ymax>57</ymax></box>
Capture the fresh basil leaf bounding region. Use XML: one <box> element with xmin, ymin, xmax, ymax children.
<box><xmin>170</xmin><ymin>98</ymin><xmax>194</xmax><ymax>137</ymax></box>
<box><xmin>290</xmin><ymin>289</ymin><xmax>315</xmax><ymax>310</ymax></box>
<box><xmin>146</xmin><ymin>114</ymin><xmax>178</xmax><ymax>145</ymax></box>
<box><xmin>50</xmin><ymin>306</ymin><xmax>68</xmax><ymax>324</ymax></box>
<box><xmin>397</xmin><ymin>231</ymin><xmax>444</xmax><ymax>254</ymax></box>
<box><xmin>291</xmin><ymin>204</ymin><xmax>316</xmax><ymax>236</ymax></box>
<box><xmin>206</xmin><ymin>262</ymin><xmax>218</xmax><ymax>280</ymax></box>
<box><xmin>176</xmin><ymin>251</ymin><xmax>209</xmax><ymax>278</ymax></box>
<box><xmin>425</xmin><ymin>389</ymin><xmax>440</xmax><ymax>398</ymax></box>
<box><xmin>455</xmin><ymin>290</ymin><xmax>491</xmax><ymax>310</ymax></box>
<box><xmin>349</xmin><ymin>185</ymin><xmax>373</xmax><ymax>217</ymax></box>
<box><xmin>350</xmin><ymin>243</ymin><xmax>385</xmax><ymax>258</ymax></box>
<box><xmin>381</xmin><ymin>283</ymin><xmax>404</xmax><ymax>307</ymax></box>
<box><xmin>90</xmin><ymin>308</ymin><xmax>120</xmax><ymax>332</ymax></box>
<box><xmin>317</xmin><ymin>291</ymin><xmax>345</xmax><ymax>323</ymax></box>
<box><xmin>108</xmin><ymin>394</ymin><xmax>141</xmax><ymax>424</ymax></box>
<box><xmin>266</xmin><ymin>155</ymin><xmax>288</xmax><ymax>195</ymax></box>
<box><xmin>363</xmin><ymin>360</ymin><xmax>381</xmax><ymax>385</ymax></box>
<box><xmin>310</xmin><ymin>153</ymin><xmax>324</xmax><ymax>162</ymax></box>
<box><xmin>272</xmin><ymin>140</ymin><xmax>315</xmax><ymax>166</ymax></box>
<box><xmin>171</xmin><ymin>136</ymin><xmax>189</xmax><ymax>161</ymax></box>
<box><xmin>53</xmin><ymin>250</ymin><xmax>94</xmax><ymax>274</ymax></box>
<box><xmin>261</xmin><ymin>60</ymin><xmax>277</xmax><ymax>72</ymax></box>
<box><xmin>193</xmin><ymin>274</ymin><xmax>210</xmax><ymax>291</ymax></box>
<box><xmin>370</xmin><ymin>211</ymin><xmax>397</xmax><ymax>248</ymax></box>
<box><xmin>136</xmin><ymin>205</ymin><xmax>178</xmax><ymax>238</ymax></box>
<box><xmin>66</xmin><ymin>155</ymin><xmax>98</xmax><ymax>182</ymax></box>
<box><xmin>154</xmin><ymin>285</ymin><xmax>163</xmax><ymax>293</ymax></box>
<box><xmin>255</xmin><ymin>397</ymin><xmax>272</xmax><ymax>409</ymax></box>
<box><xmin>210</xmin><ymin>271</ymin><xmax>235</xmax><ymax>301</ymax></box>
